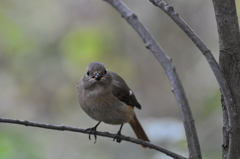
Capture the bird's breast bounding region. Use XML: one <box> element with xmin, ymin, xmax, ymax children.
<box><xmin>79</xmin><ymin>91</ymin><xmax>134</xmax><ymax>125</ymax></box>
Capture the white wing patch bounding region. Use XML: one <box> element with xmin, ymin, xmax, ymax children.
<box><xmin>129</xmin><ymin>90</ymin><xmax>133</xmax><ymax>96</ymax></box>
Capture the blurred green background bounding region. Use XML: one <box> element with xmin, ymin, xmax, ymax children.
<box><xmin>0</xmin><ymin>0</ymin><xmax>239</xmax><ymax>159</ymax></box>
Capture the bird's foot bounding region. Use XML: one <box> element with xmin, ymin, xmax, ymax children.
<box><xmin>84</xmin><ymin>127</ymin><xmax>98</xmax><ymax>143</ymax></box>
<box><xmin>113</xmin><ymin>131</ymin><xmax>122</xmax><ymax>143</ymax></box>
<box><xmin>84</xmin><ymin>121</ymin><xmax>101</xmax><ymax>144</ymax></box>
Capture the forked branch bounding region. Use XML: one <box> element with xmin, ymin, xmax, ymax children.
<box><xmin>149</xmin><ymin>0</ymin><xmax>233</xmax><ymax>128</ymax></box>
<box><xmin>149</xmin><ymin>0</ymin><xmax>236</xmax><ymax>158</ymax></box>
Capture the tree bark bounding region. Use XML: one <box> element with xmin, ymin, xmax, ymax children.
<box><xmin>212</xmin><ymin>0</ymin><xmax>240</xmax><ymax>158</ymax></box>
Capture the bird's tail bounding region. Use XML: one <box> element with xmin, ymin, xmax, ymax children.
<box><xmin>129</xmin><ymin>114</ymin><xmax>150</xmax><ymax>148</ymax></box>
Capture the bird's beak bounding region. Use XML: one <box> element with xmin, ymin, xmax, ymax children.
<box><xmin>94</xmin><ymin>73</ymin><xmax>101</xmax><ymax>81</ymax></box>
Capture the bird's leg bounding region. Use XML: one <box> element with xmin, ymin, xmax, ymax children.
<box><xmin>113</xmin><ymin>124</ymin><xmax>123</xmax><ymax>143</ymax></box>
<box><xmin>84</xmin><ymin>121</ymin><xmax>101</xmax><ymax>143</ymax></box>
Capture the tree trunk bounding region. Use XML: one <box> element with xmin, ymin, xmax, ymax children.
<box><xmin>212</xmin><ymin>0</ymin><xmax>240</xmax><ymax>158</ymax></box>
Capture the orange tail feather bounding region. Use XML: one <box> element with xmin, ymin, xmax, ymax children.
<box><xmin>129</xmin><ymin>114</ymin><xmax>149</xmax><ymax>148</ymax></box>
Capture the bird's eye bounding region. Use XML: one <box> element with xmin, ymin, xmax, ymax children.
<box><xmin>104</xmin><ymin>70</ymin><xmax>107</xmax><ymax>74</ymax></box>
<box><xmin>87</xmin><ymin>71</ymin><xmax>90</xmax><ymax>76</ymax></box>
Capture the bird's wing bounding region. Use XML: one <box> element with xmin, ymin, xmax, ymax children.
<box><xmin>109</xmin><ymin>70</ymin><xmax>141</xmax><ymax>109</ymax></box>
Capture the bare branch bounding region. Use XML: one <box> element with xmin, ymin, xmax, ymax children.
<box><xmin>149</xmin><ymin>0</ymin><xmax>234</xmax><ymax>125</ymax></box>
<box><xmin>0</xmin><ymin>117</ymin><xmax>186</xmax><ymax>159</ymax></box>
<box><xmin>149</xmin><ymin>0</ymin><xmax>237</xmax><ymax>158</ymax></box>
<box><xmin>212</xmin><ymin>0</ymin><xmax>240</xmax><ymax>158</ymax></box>
<box><xmin>103</xmin><ymin>0</ymin><xmax>201</xmax><ymax>158</ymax></box>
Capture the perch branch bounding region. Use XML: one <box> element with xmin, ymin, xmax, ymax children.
<box><xmin>103</xmin><ymin>0</ymin><xmax>201</xmax><ymax>158</ymax></box>
<box><xmin>0</xmin><ymin>117</ymin><xmax>186</xmax><ymax>159</ymax></box>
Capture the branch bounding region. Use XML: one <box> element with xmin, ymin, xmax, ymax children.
<box><xmin>103</xmin><ymin>0</ymin><xmax>201</xmax><ymax>158</ymax></box>
<box><xmin>149</xmin><ymin>0</ymin><xmax>236</xmax><ymax>158</ymax></box>
<box><xmin>0</xmin><ymin>117</ymin><xmax>186</xmax><ymax>159</ymax></box>
<box><xmin>212</xmin><ymin>0</ymin><xmax>240</xmax><ymax>158</ymax></box>
<box><xmin>149</xmin><ymin>0</ymin><xmax>234</xmax><ymax>127</ymax></box>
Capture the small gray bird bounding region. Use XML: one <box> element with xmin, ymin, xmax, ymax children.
<box><xmin>77</xmin><ymin>62</ymin><xmax>149</xmax><ymax>147</ymax></box>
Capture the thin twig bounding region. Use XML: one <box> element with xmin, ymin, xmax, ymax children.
<box><xmin>103</xmin><ymin>0</ymin><xmax>201</xmax><ymax>158</ymax></box>
<box><xmin>0</xmin><ymin>117</ymin><xmax>187</xmax><ymax>159</ymax></box>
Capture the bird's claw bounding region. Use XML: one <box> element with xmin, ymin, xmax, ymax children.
<box><xmin>84</xmin><ymin>127</ymin><xmax>97</xmax><ymax>143</ymax></box>
<box><xmin>84</xmin><ymin>122</ymin><xmax>101</xmax><ymax>144</ymax></box>
<box><xmin>113</xmin><ymin>131</ymin><xmax>122</xmax><ymax>143</ymax></box>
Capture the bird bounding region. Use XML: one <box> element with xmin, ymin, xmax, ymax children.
<box><xmin>77</xmin><ymin>62</ymin><xmax>149</xmax><ymax>147</ymax></box>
